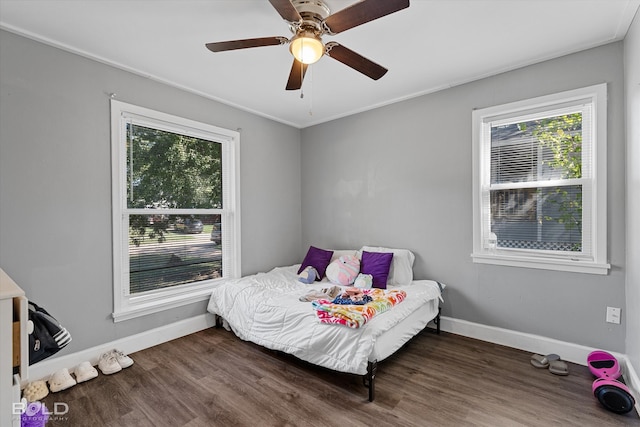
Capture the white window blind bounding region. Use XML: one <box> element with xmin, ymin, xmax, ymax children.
<box><xmin>487</xmin><ymin>106</ymin><xmax>588</xmax><ymax>255</ymax></box>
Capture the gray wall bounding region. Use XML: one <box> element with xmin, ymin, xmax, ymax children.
<box><xmin>0</xmin><ymin>28</ymin><xmax>635</xmax><ymax>359</ymax></box>
<box><xmin>624</xmin><ymin>12</ymin><xmax>640</xmax><ymax>378</ymax></box>
<box><xmin>0</xmin><ymin>30</ymin><xmax>302</xmax><ymax>353</ymax></box>
<box><xmin>301</xmin><ymin>42</ymin><xmax>628</xmax><ymax>352</ymax></box>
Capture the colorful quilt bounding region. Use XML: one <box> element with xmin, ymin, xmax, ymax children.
<box><xmin>312</xmin><ymin>288</ymin><xmax>407</xmax><ymax>328</ymax></box>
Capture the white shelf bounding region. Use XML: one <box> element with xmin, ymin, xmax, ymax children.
<box><xmin>1</xmin><ymin>269</ymin><xmax>28</xmax><ymax>427</ymax></box>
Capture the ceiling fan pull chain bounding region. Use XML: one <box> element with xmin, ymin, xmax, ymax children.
<box><xmin>300</xmin><ymin>61</ymin><xmax>304</xmax><ymax>99</ymax></box>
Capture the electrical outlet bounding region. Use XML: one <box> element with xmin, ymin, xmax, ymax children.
<box><xmin>606</xmin><ymin>306</ymin><xmax>621</xmax><ymax>324</ymax></box>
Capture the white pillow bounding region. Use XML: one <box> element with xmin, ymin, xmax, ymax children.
<box><xmin>358</xmin><ymin>246</ymin><xmax>415</xmax><ymax>286</ymax></box>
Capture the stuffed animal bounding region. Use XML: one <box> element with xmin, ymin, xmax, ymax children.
<box><xmin>354</xmin><ymin>273</ymin><xmax>373</xmax><ymax>289</ymax></box>
<box><xmin>298</xmin><ymin>266</ymin><xmax>318</xmax><ymax>284</ymax></box>
<box><xmin>325</xmin><ymin>255</ymin><xmax>360</xmax><ymax>286</ymax></box>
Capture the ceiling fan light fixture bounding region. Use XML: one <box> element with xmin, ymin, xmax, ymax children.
<box><xmin>289</xmin><ymin>32</ymin><xmax>324</xmax><ymax>64</ymax></box>
<box><xmin>206</xmin><ymin>0</ymin><xmax>410</xmax><ymax>90</ymax></box>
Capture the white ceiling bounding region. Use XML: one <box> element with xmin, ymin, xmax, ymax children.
<box><xmin>1</xmin><ymin>0</ymin><xmax>638</xmax><ymax>128</ymax></box>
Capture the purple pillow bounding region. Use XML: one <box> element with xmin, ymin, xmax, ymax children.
<box><xmin>298</xmin><ymin>246</ymin><xmax>334</xmax><ymax>281</ymax></box>
<box><xmin>360</xmin><ymin>251</ymin><xmax>393</xmax><ymax>289</ymax></box>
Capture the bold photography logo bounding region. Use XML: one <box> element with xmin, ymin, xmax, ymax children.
<box><xmin>13</xmin><ymin>400</ymin><xmax>69</xmax><ymax>421</ymax></box>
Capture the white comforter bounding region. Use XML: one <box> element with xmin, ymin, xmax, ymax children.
<box><xmin>207</xmin><ymin>265</ymin><xmax>443</xmax><ymax>375</ymax></box>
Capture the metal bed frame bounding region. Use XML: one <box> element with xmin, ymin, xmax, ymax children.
<box><xmin>215</xmin><ymin>306</ymin><xmax>441</xmax><ymax>402</ymax></box>
<box><xmin>362</xmin><ymin>307</ymin><xmax>441</xmax><ymax>401</ymax></box>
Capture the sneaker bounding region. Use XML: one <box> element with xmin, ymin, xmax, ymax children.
<box><xmin>48</xmin><ymin>368</ymin><xmax>76</xmax><ymax>392</ymax></box>
<box><xmin>98</xmin><ymin>351</ymin><xmax>122</xmax><ymax>375</ymax></box>
<box><xmin>73</xmin><ymin>361</ymin><xmax>98</xmax><ymax>383</ymax></box>
<box><xmin>111</xmin><ymin>349</ymin><xmax>134</xmax><ymax>369</ymax></box>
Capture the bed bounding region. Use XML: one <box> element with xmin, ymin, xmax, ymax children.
<box><xmin>206</xmin><ymin>246</ymin><xmax>444</xmax><ymax>401</ymax></box>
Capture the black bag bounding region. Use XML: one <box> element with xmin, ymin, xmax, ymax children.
<box><xmin>28</xmin><ymin>301</ymin><xmax>72</xmax><ymax>365</ymax></box>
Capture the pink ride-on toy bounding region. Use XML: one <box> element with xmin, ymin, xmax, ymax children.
<box><xmin>587</xmin><ymin>350</ymin><xmax>621</xmax><ymax>379</ymax></box>
<box><xmin>587</xmin><ymin>350</ymin><xmax>635</xmax><ymax>414</ymax></box>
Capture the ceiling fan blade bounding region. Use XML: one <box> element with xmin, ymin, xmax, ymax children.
<box><xmin>325</xmin><ymin>42</ymin><xmax>388</xmax><ymax>80</ymax></box>
<box><xmin>268</xmin><ymin>0</ymin><xmax>302</xmax><ymax>23</ymax></box>
<box><xmin>206</xmin><ymin>37</ymin><xmax>287</xmax><ymax>52</ymax></box>
<box><xmin>323</xmin><ymin>0</ymin><xmax>409</xmax><ymax>34</ymax></box>
<box><xmin>286</xmin><ymin>59</ymin><xmax>308</xmax><ymax>90</ymax></box>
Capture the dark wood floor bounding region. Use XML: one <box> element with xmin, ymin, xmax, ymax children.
<box><xmin>40</xmin><ymin>327</ymin><xmax>639</xmax><ymax>426</ymax></box>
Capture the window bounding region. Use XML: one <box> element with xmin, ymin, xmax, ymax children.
<box><xmin>472</xmin><ymin>84</ymin><xmax>609</xmax><ymax>274</ymax></box>
<box><xmin>110</xmin><ymin>100</ymin><xmax>240</xmax><ymax>321</ymax></box>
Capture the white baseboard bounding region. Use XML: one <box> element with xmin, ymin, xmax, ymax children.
<box><xmin>439</xmin><ymin>316</ymin><xmax>639</xmax><ymax>416</ymax></box>
<box><xmin>27</xmin><ymin>312</ymin><xmax>216</xmax><ymax>383</ymax></box>
<box><xmin>620</xmin><ymin>354</ymin><xmax>640</xmax><ymax>415</ymax></box>
<box><xmin>438</xmin><ymin>316</ymin><xmax>623</xmax><ymax>365</ymax></box>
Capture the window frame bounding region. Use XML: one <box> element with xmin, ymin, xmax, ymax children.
<box><xmin>471</xmin><ymin>84</ymin><xmax>609</xmax><ymax>274</ymax></box>
<box><xmin>110</xmin><ymin>100</ymin><xmax>241</xmax><ymax>321</ymax></box>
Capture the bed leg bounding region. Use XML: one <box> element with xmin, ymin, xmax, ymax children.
<box><xmin>363</xmin><ymin>360</ymin><xmax>377</xmax><ymax>402</ymax></box>
<box><xmin>435</xmin><ymin>307</ymin><xmax>441</xmax><ymax>334</ymax></box>
<box><xmin>214</xmin><ymin>314</ymin><xmax>222</xmax><ymax>328</ymax></box>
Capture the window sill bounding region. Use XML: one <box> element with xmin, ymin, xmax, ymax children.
<box><xmin>471</xmin><ymin>253</ymin><xmax>610</xmax><ymax>275</ymax></box>
<box><xmin>112</xmin><ymin>285</ymin><xmax>216</xmax><ymax>322</ymax></box>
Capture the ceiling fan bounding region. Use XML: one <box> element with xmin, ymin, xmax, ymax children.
<box><xmin>205</xmin><ymin>0</ymin><xmax>410</xmax><ymax>90</ymax></box>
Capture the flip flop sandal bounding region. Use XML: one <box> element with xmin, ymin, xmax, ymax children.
<box><xmin>549</xmin><ymin>359</ymin><xmax>569</xmax><ymax>376</ymax></box>
<box><xmin>530</xmin><ymin>353</ymin><xmax>560</xmax><ymax>368</ymax></box>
